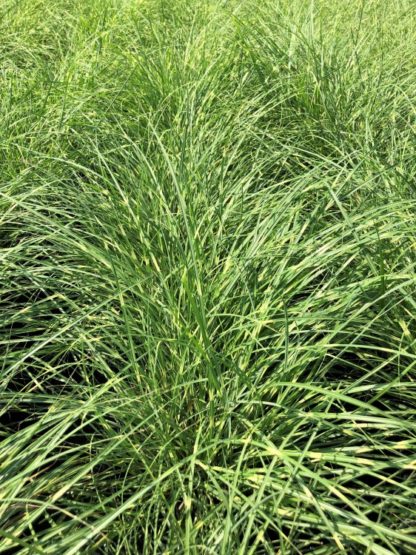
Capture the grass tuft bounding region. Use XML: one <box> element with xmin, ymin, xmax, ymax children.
<box><xmin>1</xmin><ymin>0</ymin><xmax>416</xmax><ymax>552</ymax></box>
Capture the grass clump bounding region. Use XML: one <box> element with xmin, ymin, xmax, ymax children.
<box><xmin>1</xmin><ymin>0</ymin><xmax>416</xmax><ymax>553</ymax></box>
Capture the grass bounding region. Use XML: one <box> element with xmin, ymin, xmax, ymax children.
<box><xmin>1</xmin><ymin>0</ymin><xmax>416</xmax><ymax>552</ymax></box>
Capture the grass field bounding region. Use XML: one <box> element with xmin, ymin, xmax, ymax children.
<box><xmin>1</xmin><ymin>0</ymin><xmax>416</xmax><ymax>552</ymax></box>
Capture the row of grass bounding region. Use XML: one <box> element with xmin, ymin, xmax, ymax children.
<box><xmin>1</xmin><ymin>0</ymin><xmax>416</xmax><ymax>552</ymax></box>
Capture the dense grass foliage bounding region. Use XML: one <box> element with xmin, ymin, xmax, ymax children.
<box><xmin>1</xmin><ymin>0</ymin><xmax>416</xmax><ymax>552</ymax></box>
